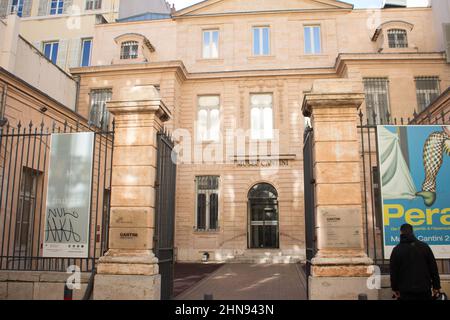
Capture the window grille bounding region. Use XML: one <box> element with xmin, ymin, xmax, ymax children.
<box><xmin>85</xmin><ymin>0</ymin><xmax>101</xmax><ymax>10</ymax></box>
<box><xmin>89</xmin><ymin>89</ymin><xmax>112</xmax><ymax>130</ymax></box>
<box><xmin>387</xmin><ymin>29</ymin><xmax>408</xmax><ymax>48</ymax></box>
<box><xmin>196</xmin><ymin>176</ymin><xmax>219</xmax><ymax>231</ymax></box>
<box><xmin>120</xmin><ymin>41</ymin><xmax>139</xmax><ymax>60</ymax></box>
<box><xmin>415</xmin><ymin>76</ymin><xmax>440</xmax><ymax>112</ymax></box>
<box><xmin>363</xmin><ymin>78</ymin><xmax>390</xmax><ymax>124</ymax></box>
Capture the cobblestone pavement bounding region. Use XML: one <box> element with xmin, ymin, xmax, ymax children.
<box><xmin>175</xmin><ymin>263</ymin><xmax>307</xmax><ymax>300</ymax></box>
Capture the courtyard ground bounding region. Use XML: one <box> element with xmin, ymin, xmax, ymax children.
<box><xmin>175</xmin><ymin>263</ymin><xmax>307</xmax><ymax>300</ymax></box>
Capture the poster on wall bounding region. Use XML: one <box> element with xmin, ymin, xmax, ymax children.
<box><xmin>43</xmin><ymin>132</ymin><xmax>95</xmax><ymax>258</ymax></box>
<box><xmin>378</xmin><ymin>125</ymin><xmax>450</xmax><ymax>259</ymax></box>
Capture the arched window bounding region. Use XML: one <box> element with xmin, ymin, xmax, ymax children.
<box><xmin>120</xmin><ymin>41</ymin><xmax>139</xmax><ymax>59</ymax></box>
<box><xmin>387</xmin><ymin>29</ymin><xmax>408</xmax><ymax>48</ymax></box>
<box><xmin>248</xmin><ymin>183</ymin><xmax>278</xmax><ymax>200</ymax></box>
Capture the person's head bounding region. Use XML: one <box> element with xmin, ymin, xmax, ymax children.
<box><xmin>400</xmin><ymin>224</ymin><xmax>414</xmax><ymax>236</ymax></box>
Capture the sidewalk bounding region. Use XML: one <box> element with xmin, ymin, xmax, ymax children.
<box><xmin>175</xmin><ymin>263</ymin><xmax>307</xmax><ymax>300</ymax></box>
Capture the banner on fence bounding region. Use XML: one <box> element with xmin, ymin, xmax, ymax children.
<box><xmin>43</xmin><ymin>133</ymin><xmax>95</xmax><ymax>258</ymax></box>
<box><xmin>378</xmin><ymin>125</ymin><xmax>450</xmax><ymax>259</ymax></box>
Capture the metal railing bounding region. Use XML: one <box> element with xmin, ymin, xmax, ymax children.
<box><xmin>358</xmin><ymin>110</ymin><xmax>450</xmax><ymax>274</ymax></box>
<box><xmin>0</xmin><ymin>120</ymin><xmax>114</xmax><ymax>272</ymax></box>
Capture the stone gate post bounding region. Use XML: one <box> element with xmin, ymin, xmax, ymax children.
<box><xmin>302</xmin><ymin>80</ymin><xmax>376</xmax><ymax>300</ymax></box>
<box><xmin>93</xmin><ymin>85</ymin><xmax>171</xmax><ymax>300</ymax></box>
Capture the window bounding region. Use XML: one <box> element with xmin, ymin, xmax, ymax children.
<box><xmin>11</xmin><ymin>0</ymin><xmax>24</xmax><ymax>17</ymax></box>
<box><xmin>50</xmin><ymin>0</ymin><xmax>64</xmax><ymax>15</ymax></box>
<box><xmin>304</xmin><ymin>25</ymin><xmax>321</xmax><ymax>54</ymax></box>
<box><xmin>86</xmin><ymin>0</ymin><xmax>102</xmax><ymax>10</ymax></box>
<box><xmin>250</xmin><ymin>93</ymin><xmax>273</xmax><ymax>140</ymax></box>
<box><xmin>196</xmin><ymin>176</ymin><xmax>219</xmax><ymax>231</ymax></box>
<box><xmin>14</xmin><ymin>168</ymin><xmax>40</xmax><ymax>256</ymax></box>
<box><xmin>253</xmin><ymin>27</ymin><xmax>270</xmax><ymax>56</ymax></box>
<box><xmin>363</xmin><ymin>78</ymin><xmax>390</xmax><ymax>124</ymax></box>
<box><xmin>81</xmin><ymin>38</ymin><xmax>93</xmax><ymax>67</ymax></box>
<box><xmin>120</xmin><ymin>41</ymin><xmax>139</xmax><ymax>60</ymax></box>
<box><xmin>415</xmin><ymin>77</ymin><xmax>440</xmax><ymax>112</ymax></box>
<box><xmin>203</xmin><ymin>30</ymin><xmax>219</xmax><ymax>59</ymax></box>
<box><xmin>89</xmin><ymin>89</ymin><xmax>112</xmax><ymax>130</ymax></box>
<box><xmin>43</xmin><ymin>41</ymin><xmax>59</xmax><ymax>64</ymax></box>
<box><xmin>197</xmin><ymin>96</ymin><xmax>220</xmax><ymax>142</ymax></box>
<box><xmin>387</xmin><ymin>29</ymin><xmax>408</xmax><ymax>48</ymax></box>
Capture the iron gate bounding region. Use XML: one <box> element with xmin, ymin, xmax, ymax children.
<box><xmin>359</xmin><ymin>110</ymin><xmax>450</xmax><ymax>274</ymax></box>
<box><xmin>154</xmin><ymin>129</ymin><xmax>177</xmax><ymax>300</ymax></box>
<box><xmin>0</xmin><ymin>120</ymin><xmax>114</xmax><ymax>272</ymax></box>
<box><xmin>303</xmin><ymin>125</ymin><xmax>316</xmax><ymax>297</ymax></box>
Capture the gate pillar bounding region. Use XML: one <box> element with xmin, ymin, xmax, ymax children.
<box><xmin>302</xmin><ymin>80</ymin><xmax>376</xmax><ymax>300</ymax></box>
<box><xmin>93</xmin><ymin>85</ymin><xmax>171</xmax><ymax>300</ymax></box>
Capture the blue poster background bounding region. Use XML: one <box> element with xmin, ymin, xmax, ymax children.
<box><xmin>381</xmin><ymin>126</ymin><xmax>450</xmax><ymax>259</ymax></box>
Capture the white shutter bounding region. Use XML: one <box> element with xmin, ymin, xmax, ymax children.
<box><xmin>63</xmin><ymin>0</ymin><xmax>73</xmax><ymax>13</ymax></box>
<box><xmin>38</xmin><ymin>0</ymin><xmax>49</xmax><ymax>16</ymax></box>
<box><xmin>0</xmin><ymin>0</ymin><xmax>11</xmax><ymax>18</ymax></box>
<box><xmin>444</xmin><ymin>23</ymin><xmax>450</xmax><ymax>64</ymax></box>
<box><xmin>68</xmin><ymin>38</ymin><xmax>82</xmax><ymax>68</ymax></box>
<box><xmin>56</xmin><ymin>40</ymin><xmax>68</xmax><ymax>69</ymax></box>
<box><xmin>22</xmin><ymin>0</ymin><xmax>32</xmax><ymax>17</ymax></box>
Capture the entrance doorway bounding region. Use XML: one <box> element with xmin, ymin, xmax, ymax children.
<box><xmin>248</xmin><ymin>183</ymin><xmax>279</xmax><ymax>249</ymax></box>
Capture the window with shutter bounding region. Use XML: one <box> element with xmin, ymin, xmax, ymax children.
<box><xmin>0</xmin><ymin>0</ymin><xmax>11</xmax><ymax>18</ymax></box>
<box><xmin>63</xmin><ymin>0</ymin><xmax>72</xmax><ymax>13</ymax></box>
<box><xmin>38</xmin><ymin>0</ymin><xmax>49</xmax><ymax>16</ymax></box>
<box><xmin>195</xmin><ymin>176</ymin><xmax>219</xmax><ymax>231</ymax></box>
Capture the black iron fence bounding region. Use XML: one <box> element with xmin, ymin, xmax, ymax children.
<box><xmin>358</xmin><ymin>110</ymin><xmax>450</xmax><ymax>274</ymax></box>
<box><xmin>154</xmin><ymin>129</ymin><xmax>177</xmax><ymax>300</ymax></box>
<box><xmin>303</xmin><ymin>126</ymin><xmax>316</xmax><ymax>297</ymax></box>
<box><xmin>0</xmin><ymin>120</ymin><xmax>114</xmax><ymax>272</ymax></box>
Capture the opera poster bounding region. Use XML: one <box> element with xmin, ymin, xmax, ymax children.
<box><xmin>43</xmin><ymin>133</ymin><xmax>95</xmax><ymax>258</ymax></box>
<box><xmin>378</xmin><ymin>125</ymin><xmax>450</xmax><ymax>259</ymax></box>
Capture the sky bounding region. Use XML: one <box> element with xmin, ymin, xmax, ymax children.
<box><xmin>169</xmin><ymin>0</ymin><xmax>430</xmax><ymax>10</ymax></box>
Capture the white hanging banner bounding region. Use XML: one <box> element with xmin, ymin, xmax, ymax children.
<box><xmin>43</xmin><ymin>132</ymin><xmax>95</xmax><ymax>258</ymax></box>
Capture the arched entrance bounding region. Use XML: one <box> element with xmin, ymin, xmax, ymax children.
<box><xmin>248</xmin><ymin>183</ymin><xmax>279</xmax><ymax>249</ymax></box>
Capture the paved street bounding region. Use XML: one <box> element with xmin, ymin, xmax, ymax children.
<box><xmin>175</xmin><ymin>264</ymin><xmax>307</xmax><ymax>300</ymax></box>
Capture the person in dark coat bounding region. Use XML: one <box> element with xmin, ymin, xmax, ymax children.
<box><xmin>390</xmin><ymin>224</ymin><xmax>441</xmax><ymax>300</ymax></box>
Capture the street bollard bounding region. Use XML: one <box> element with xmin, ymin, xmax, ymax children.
<box><xmin>64</xmin><ymin>284</ymin><xmax>73</xmax><ymax>301</ymax></box>
<box><xmin>358</xmin><ymin>294</ymin><xmax>368</xmax><ymax>300</ymax></box>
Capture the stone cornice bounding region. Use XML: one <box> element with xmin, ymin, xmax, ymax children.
<box><xmin>302</xmin><ymin>92</ymin><xmax>365</xmax><ymax>117</ymax></box>
<box><xmin>107</xmin><ymin>100</ymin><xmax>171</xmax><ymax>122</ymax></box>
<box><xmin>71</xmin><ymin>52</ymin><xmax>446</xmax><ymax>83</ymax></box>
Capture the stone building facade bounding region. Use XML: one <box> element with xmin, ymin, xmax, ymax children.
<box><xmin>0</xmin><ymin>0</ymin><xmax>120</xmax><ymax>71</ymax></box>
<box><xmin>71</xmin><ymin>0</ymin><xmax>450</xmax><ymax>264</ymax></box>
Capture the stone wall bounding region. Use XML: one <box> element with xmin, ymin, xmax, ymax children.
<box><xmin>0</xmin><ymin>271</ymin><xmax>91</xmax><ymax>300</ymax></box>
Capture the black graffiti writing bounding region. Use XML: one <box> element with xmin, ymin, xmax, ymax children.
<box><xmin>45</xmin><ymin>208</ymin><xmax>82</xmax><ymax>243</ymax></box>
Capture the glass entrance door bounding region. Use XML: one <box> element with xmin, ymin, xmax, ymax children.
<box><xmin>249</xmin><ymin>201</ymin><xmax>279</xmax><ymax>249</ymax></box>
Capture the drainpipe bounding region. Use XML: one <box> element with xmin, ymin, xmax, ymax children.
<box><xmin>0</xmin><ymin>83</ymin><xmax>8</xmax><ymax>127</ymax></box>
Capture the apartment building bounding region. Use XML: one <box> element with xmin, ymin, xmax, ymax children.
<box><xmin>0</xmin><ymin>0</ymin><xmax>120</xmax><ymax>70</ymax></box>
